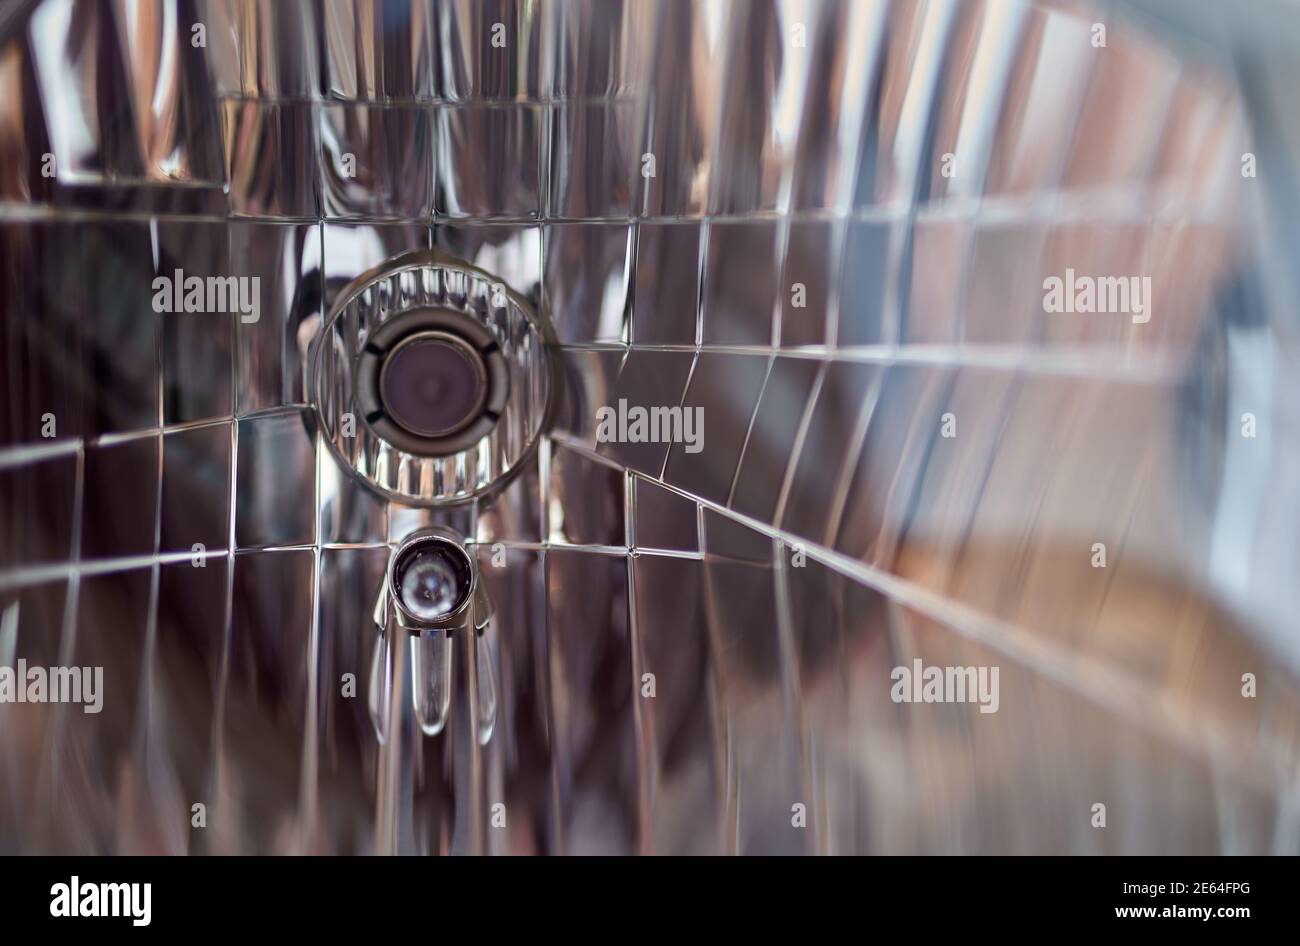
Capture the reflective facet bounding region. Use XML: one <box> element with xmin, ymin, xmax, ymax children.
<box><xmin>2</xmin><ymin>0</ymin><xmax>1299</xmax><ymax>858</ymax></box>
<box><xmin>409</xmin><ymin>629</ymin><xmax>453</xmax><ymax>737</ymax></box>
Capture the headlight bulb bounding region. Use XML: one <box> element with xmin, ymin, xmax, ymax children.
<box><xmin>395</xmin><ymin>539</ymin><xmax>472</xmax><ymax>621</ymax></box>
<box><xmin>368</xmin><ymin>528</ymin><xmax>496</xmax><ymax>743</ymax></box>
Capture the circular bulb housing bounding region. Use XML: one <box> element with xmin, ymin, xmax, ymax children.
<box><xmin>380</xmin><ymin>331</ymin><xmax>487</xmax><ymax>439</ymax></box>
<box><xmin>354</xmin><ymin>308</ymin><xmax>509</xmax><ymax>458</ymax></box>
<box><xmin>312</xmin><ymin>250</ymin><xmax>552</xmax><ymax>506</ymax></box>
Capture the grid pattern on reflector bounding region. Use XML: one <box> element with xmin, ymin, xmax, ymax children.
<box><xmin>1</xmin><ymin>0</ymin><xmax>1298</xmax><ymax>854</ymax></box>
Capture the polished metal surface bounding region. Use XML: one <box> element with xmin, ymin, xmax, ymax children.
<box><xmin>1</xmin><ymin>0</ymin><xmax>1299</xmax><ymax>855</ymax></box>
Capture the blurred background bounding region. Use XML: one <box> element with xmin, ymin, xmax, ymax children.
<box><xmin>2</xmin><ymin>0</ymin><xmax>1300</xmax><ymax>854</ymax></box>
